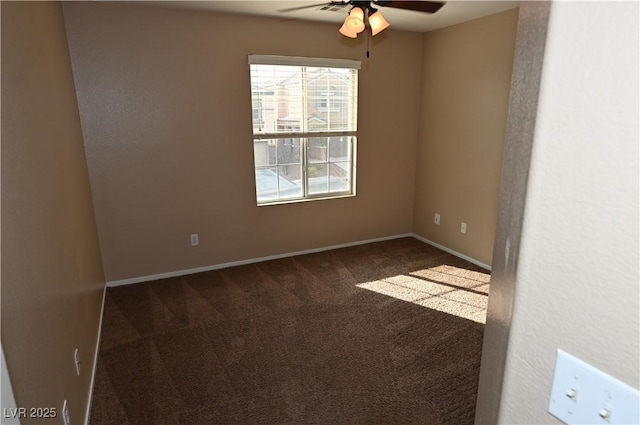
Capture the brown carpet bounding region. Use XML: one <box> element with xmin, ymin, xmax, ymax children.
<box><xmin>89</xmin><ymin>237</ymin><xmax>490</xmax><ymax>425</ymax></box>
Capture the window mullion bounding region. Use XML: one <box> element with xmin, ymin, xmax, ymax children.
<box><xmin>351</xmin><ymin>136</ymin><xmax>356</xmax><ymax>193</ymax></box>
<box><xmin>301</xmin><ymin>67</ymin><xmax>308</xmax><ymax>133</ymax></box>
<box><xmin>351</xmin><ymin>71</ymin><xmax>357</xmax><ymax>131</ymax></box>
<box><xmin>255</xmin><ymin>130</ymin><xmax>354</xmax><ymax>140</ymax></box>
<box><xmin>326</xmin><ymin>71</ymin><xmax>331</xmax><ymax>130</ymax></box>
<box><xmin>301</xmin><ymin>67</ymin><xmax>309</xmax><ymax>198</ymax></box>
<box><xmin>275</xmin><ymin>138</ymin><xmax>280</xmax><ymax>200</ymax></box>
<box><xmin>302</xmin><ymin>137</ymin><xmax>309</xmax><ymax>197</ymax></box>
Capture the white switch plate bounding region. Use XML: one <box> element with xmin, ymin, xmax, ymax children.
<box><xmin>549</xmin><ymin>349</ymin><xmax>640</xmax><ymax>424</ymax></box>
<box><xmin>434</xmin><ymin>213</ymin><xmax>441</xmax><ymax>225</ymax></box>
<box><xmin>190</xmin><ymin>234</ymin><xmax>199</xmax><ymax>246</ymax></box>
<box><xmin>460</xmin><ymin>222</ymin><xmax>467</xmax><ymax>234</ymax></box>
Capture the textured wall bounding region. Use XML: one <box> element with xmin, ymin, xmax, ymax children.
<box><xmin>478</xmin><ymin>2</ymin><xmax>639</xmax><ymax>424</ymax></box>
<box><xmin>413</xmin><ymin>9</ymin><xmax>519</xmax><ymax>267</ymax></box>
<box><xmin>1</xmin><ymin>2</ymin><xmax>105</xmax><ymax>423</ymax></box>
<box><xmin>62</xmin><ymin>2</ymin><xmax>423</xmax><ymax>283</ymax></box>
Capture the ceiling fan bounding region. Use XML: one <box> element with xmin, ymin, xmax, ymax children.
<box><xmin>278</xmin><ymin>1</ymin><xmax>445</xmax><ymax>37</ymax></box>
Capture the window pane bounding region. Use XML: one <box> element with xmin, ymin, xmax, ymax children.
<box><xmin>329</xmin><ymin>136</ymin><xmax>350</xmax><ymax>162</ymax></box>
<box><xmin>277</xmin><ymin>165</ymin><xmax>303</xmax><ymax>199</ymax></box>
<box><xmin>250</xmin><ymin>65</ymin><xmax>303</xmax><ymax>135</ymax></box>
<box><xmin>255</xmin><ymin>166</ymin><xmax>303</xmax><ymax>202</ymax></box>
<box><xmin>329</xmin><ymin>162</ymin><xmax>351</xmax><ymax>192</ymax></box>
<box><xmin>308</xmin><ymin>137</ymin><xmax>328</xmax><ymax>164</ymax></box>
<box><xmin>253</xmin><ymin>140</ymin><xmax>275</xmax><ymax>167</ymax></box>
<box><xmin>277</xmin><ymin>138</ymin><xmax>301</xmax><ymax>165</ymax></box>
<box><xmin>305</xmin><ymin>67</ymin><xmax>357</xmax><ymax>132</ymax></box>
<box><xmin>255</xmin><ymin>167</ymin><xmax>278</xmax><ymax>202</ymax></box>
<box><xmin>255</xmin><ymin>137</ymin><xmax>354</xmax><ymax>201</ymax></box>
<box><xmin>251</xmin><ymin>64</ymin><xmax>357</xmax><ymax>136</ymax></box>
<box><xmin>307</xmin><ymin>163</ymin><xmax>329</xmax><ymax>195</ymax></box>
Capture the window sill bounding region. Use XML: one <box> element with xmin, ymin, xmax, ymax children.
<box><xmin>257</xmin><ymin>193</ymin><xmax>356</xmax><ymax>207</ymax></box>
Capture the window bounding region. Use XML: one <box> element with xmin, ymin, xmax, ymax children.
<box><xmin>248</xmin><ymin>55</ymin><xmax>360</xmax><ymax>205</ymax></box>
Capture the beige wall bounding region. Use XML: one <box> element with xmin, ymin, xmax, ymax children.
<box><xmin>413</xmin><ymin>9</ymin><xmax>519</xmax><ymax>266</ymax></box>
<box><xmin>62</xmin><ymin>2</ymin><xmax>424</xmax><ymax>283</ymax></box>
<box><xmin>478</xmin><ymin>2</ymin><xmax>639</xmax><ymax>423</ymax></box>
<box><xmin>1</xmin><ymin>2</ymin><xmax>105</xmax><ymax>423</ymax></box>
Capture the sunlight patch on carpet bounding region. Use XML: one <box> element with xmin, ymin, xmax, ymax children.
<box><xmin>356</xmin><ymin>265</ymin><xmax>490</xmax><ymax>324</ymax></box>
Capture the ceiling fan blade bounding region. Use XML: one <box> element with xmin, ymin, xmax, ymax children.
<box><xmin>375</xmin><ymin>1</ymin><xmax>445</xmax><ymax>14</ymax></box>
<box><xmin>277</xmin><ymin>2</ymin><xmax>346</xmax><ymax>13</ymax></box>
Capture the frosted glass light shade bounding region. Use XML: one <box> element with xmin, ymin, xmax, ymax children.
<box><xmin>369</xmin><ymin>11</ymin><xmax>390</xmax><ymax>36</ymax></box>
<box><xmin>339</xmin><ymin>21</ymin><xmax>358</xmax><ymax>38</ymax></box>
<box><xmin>345</xmin><ymin>17</ymin><xmax>365</xmax><ymax>33</ymax></box>
<box><xmin>345</xmin><ymin>7</ymin><xmax>365</xmax><ymax>34</ymax></box>
<box><xmin>349</xmin><ymin>7</ymin><xmax>364</xmax><ymax>21</ymax></box>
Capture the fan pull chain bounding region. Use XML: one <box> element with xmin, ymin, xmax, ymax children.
<box><xmin>366</xmin><ymin>30</ymin><xmax>371</xmax><ymax>58</ymax></box>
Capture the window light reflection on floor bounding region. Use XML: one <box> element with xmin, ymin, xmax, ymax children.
<box><xmin>356</xmin><ymin>265</ymin><xmax>490</xmax><ymax>324</ymax></box>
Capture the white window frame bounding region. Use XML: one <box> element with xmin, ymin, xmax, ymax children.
<box><xmin>248</xmin><ymin>55</ymin><xmax>360</xmax><ymax>206</ymax></box>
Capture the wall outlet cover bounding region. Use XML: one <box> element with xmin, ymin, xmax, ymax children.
<box><xmin>62</xmin><ymin>399</ymin><xmax>70</xmax><ymax>425</ymax></box>
<box><xmin>74</xmin><ymin>348</ymin><xmax>81</xmax><ymax>376</ymax></box>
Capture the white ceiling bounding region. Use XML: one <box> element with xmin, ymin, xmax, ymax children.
<box><xmin>131</xmin><ymin>1</ymin><xmax>520</xmax><ymax>33</ymax></box>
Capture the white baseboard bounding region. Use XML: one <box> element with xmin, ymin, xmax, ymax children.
<box><xmin>106</xmin><ymin>233</ymin><xmax>414</xmax><ymax>287</ymax></box>
<box><xmin>107</xmin><ymin>233</ymin><xmax>490</xmax><ymax>287</ymax></box>
<box><xmin>411</xmin><ymin>233</ymin><xmax>492</xmax><ymax>271</ymax></box>
<box><xmin>84</xmin><ymin>284</ymin><xmax>107</xmax><ymax>425</ymax></box>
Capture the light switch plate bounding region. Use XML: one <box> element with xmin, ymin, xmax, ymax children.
<box><xmin>548</xmin><ymin>349</ymin><xmax>640</xmax><ymax>424</ymax></box>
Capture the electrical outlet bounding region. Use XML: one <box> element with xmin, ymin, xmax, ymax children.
<box><xmin>73</xmin><ymin>348</ymin><xmax>81</xmax><ymax>376</ymax></box>
<box><xmin>62</xmin><ymin>400</ymin><xmax>70</xmax><ymax>425</ymax></box>
<box><xmin>190</xmin><ymin>234</ymin><xmax>199</xmax><ymax>246</ymax></box>
<box><xmin>434</xmin><ymin>213</ymin><xmax>441</xmax><ymax>225</ymax></box>
<box><xmin>461</xmin><ymin>222</ymin><xmax>467</xmax><ymax>234</ymax></box>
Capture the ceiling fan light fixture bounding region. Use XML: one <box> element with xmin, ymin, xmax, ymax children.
<box><xmin>369</xmin><ymin>10</ymin><xmax>390</xmax><ymax>36</ymax></box>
